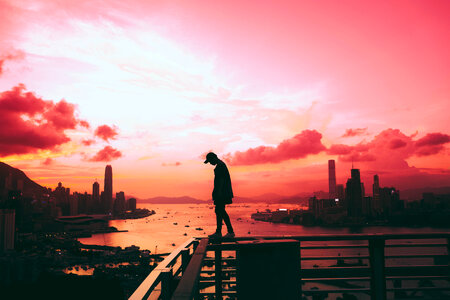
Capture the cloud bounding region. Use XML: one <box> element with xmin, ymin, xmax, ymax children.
<box><xmin>415</xmin><ymin>132</ymin><xmax>450</xmax><ymax>147</ymax></box>
<box><xmin>94</xmin><ymin>125</ymin><xmax>118</xmax><ymax>142</ymax></box>
<box><xmin>0</xmin><ymin>51</ymin><xmax>25</xmax><ymax>75</ymax></box>
<box><xmin>89</xmin><ymin>146</ymin><xmax>122</xmax><ymax>162</ymax></box>
<box><xmin>162</xmin><ymin>162</ymin><xmax>181</xmax><ymax>166</ymax></box>
<box><xmin>42</xmin><ymin>158</ymin><xmax>54</xmax><ymax>166</ymax></box>
<box><xmin>414</xmin><ymin>133</ymin><xmax>450</xmax><ymax>156</ymax></box>
<box><xmin>82</xmin><ymin>139</ymin><xmax>95</xmax><ymax>146</ymax></box>
<box><xmin>389</xmin><ymin>138</ymin><xmax>407</xmax><ymax>149</ymax></box>
<box><xmin>328</xmin><ymin>129</ymin><xmax>450</xmax><ymax>168</ymax></box>
<box><xmin>0</xmin><ymin>84</ymin><xmax>89</xmax><ymax>156</ymax></box>
<box><xmin>225</xmin><ymin>130</ymin><xmax>326</xmax><ymax>165</ymax></box>
<box><xmin>341</xmin><ymin>128</ymin><xmax>368</xmax><ymax>138</ymax></box>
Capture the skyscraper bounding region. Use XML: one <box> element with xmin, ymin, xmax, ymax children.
<box><xmin>104</xmin><ymin>165</ymin><xmax>113</xmax><ymax>213</ymax></box>
<box><xmin>373</xmin><ymin>175</ymin><xmax>381</xmax><ymax>214</ymax></box>
<box><xmin>345</xmin><ymin>168</ymin><xmax>363</xmax><ymax>218</ymax></box>
<box><xmin>328</xmin><ymin>160</ymin><xmax>336</xmax><ymax>199</ymax></box>
<box><xmin>93</xmin><ymin>181</ymin><xmax>100</xmax><ymax>212</ymax></box>
<box><xmin>0</xmin><ymin>209</ymin><xmax>15</xmax><ymax>251</ymax></box>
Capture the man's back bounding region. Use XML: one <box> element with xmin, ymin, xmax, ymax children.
<box><xmin>213</xmin><ymin>160</ymin><xmax>233</xmax><ymax>202</ymax></box>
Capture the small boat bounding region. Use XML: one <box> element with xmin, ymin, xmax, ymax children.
<box><xmin>195</xmin><ymin>227</ymin><xmax>203</xmax><ymax>231</ymax></box>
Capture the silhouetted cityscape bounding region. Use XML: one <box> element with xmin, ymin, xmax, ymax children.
<box><xmin>252</xmin><ymin>160</ymin><xmax>450</xmax><ymax>227</ymax></box>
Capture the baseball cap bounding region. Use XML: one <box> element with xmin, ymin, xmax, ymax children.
<box><xmin>204</xmin><ymin>152</ymin><xmax>217</xmax><ymax>164</ymax></box>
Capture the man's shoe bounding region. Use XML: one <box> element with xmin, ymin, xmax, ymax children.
<box><xmin>223</xmin><ymin>232</ymin><xmax>235</xmax><ymax>238</ymax></box>
<box><xmin>208</xmin><ymin>232</ymin><xmax>222</xmax><ymax>239</ymax></box>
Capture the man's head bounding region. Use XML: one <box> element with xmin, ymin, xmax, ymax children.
<box><xmin>204</xmin><ymin>152</ymin><xmax>219</xmax><ymax>165</ymax></box>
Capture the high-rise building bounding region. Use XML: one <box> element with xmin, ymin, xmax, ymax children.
<box><xmin>127</xmin><ymin>198</ymin><xmax>137</xmax><ymax>211</ymax></box>
<box><xmin>93</xmin><ymin>181</ymin><xmax>100</xmax><ymax>212</ymax></box>
<box><xmin>114</xmin><ymin>191</ymin><xmax>126</xmax><ymax>215</ymax></box>
<box><xmin>328</xmin><ymin>160</ymin><xmax>336</xmax><ymax>199</ymax></box>
<box><xmin>104</xmin><ymin>165</ymin><xmax>113</xmax><ymax>213</ymax></box>
<box><xmin>336</xmin><ymin>184</ymin><xmax>345</xmax><ymax>201</ymax></box>
<box><xmin>372</xmin><ymin>175</ymin><xmax>381</xmax><ymax>214</ymax></box>
<box><xmin>345</xmin><ymin>169</ymin><xmax>363</xmax><ymax>218</ymax></box>
<box><xmin>0</xmin><ymin>209</ymin><xmax>15</xmax><ymax>251</ymax></box>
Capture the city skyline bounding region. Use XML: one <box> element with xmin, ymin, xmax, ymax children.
<box><xmin>0</xmin><ymin>1</ymin><xmax>449</xmax><ymax>199</ymax></box>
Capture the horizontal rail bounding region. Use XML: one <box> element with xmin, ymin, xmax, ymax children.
<box><xmin>131</xmin><ymin>233</ymin><xmax>450</xmax><ymax>299</ymax></box>
<box><xmin>129</xmin><ymin>238</ymin><xmax>197</xmax><ymax>300</ymax></box>
<box><xmin>205</xmin><ymin>233</ymin><xmax>450</xmax><ymax>242</ymax></box>
<box><xmin>171</xmin><ymin>238</ymin><xmax>209</xmax><ymax>300</ymax></box>
<box><xmin>302</xmin><ymin>256</ymin><xmax>369</xmax><ymax>260</ymax></box>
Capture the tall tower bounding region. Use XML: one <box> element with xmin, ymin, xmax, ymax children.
<box><xmin>328</xmin><ymin>160</ymin><xmax>336</xmax><ymax>199</ymax></box>
<box><xmin>104</xmin><ymin>165</ymin><xmax>113</xmax><ymax>213</ymax></box>
<box><xmin>373</xmin><ymin>175</ymin><xmax>380</xmax><ymax>214</ymax></box>
<box><xmin>345</xmin><ymin>168</ymin><xmax>363</xmax><ymax>218</ymax></box>
<box><xmin>92</xmin><ymin>181</ymin><xmax>100</xmax><ymax>212</ymax></box>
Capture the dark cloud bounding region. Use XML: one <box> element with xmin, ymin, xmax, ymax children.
<box><xmin>341</xmin><ymin>128</ymin><xmax>368</xmax><ymax>138</ymax></box>
<box><xmin>0</xmin><ymin>84</ymin><xmax>89</xmax><ymax>156</ymax></box>
<box><xmin>94</xmin><ymin>124</ymin><xmax>118</xmax><ymax>142</ymax></box>
<box><xmin>89</xmin><ymin>146</ymin><xmax>122</xmax><ymax>162</ymax></box>
<box><xmin>225</xmin><ymin>130</ymin><xmax>326</xmax><ymax>165</ymax></box>
<box><xmin>389</xmin><ymin>138</ymin><xmax>407</xmax><ymax>149</ymax></box>
<box><xmin>415</xmin><ymin>133</ymin><xmax>450</xmax><ymax>147</ymax></box>
<box><xmin>328</xmin><ymin>129</ymin><xmax>450</xmax><ymax>167</ymax></box>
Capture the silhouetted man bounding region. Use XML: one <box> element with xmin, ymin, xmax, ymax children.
<box><xmin>204</xmin><ymin>152</ymin><xmax>235</xmax><ymax>238</ymax></box>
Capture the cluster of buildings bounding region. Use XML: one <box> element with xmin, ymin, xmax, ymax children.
<box><xmin>0</xmin><ymin>164</ymin><xmax>136</xmax><ymax>252</ymax></box>
<box><xmin>51</xmin><ymin>165</ymin><xmax>136</xmax><ymax>217</ymax></box>
<box><xmin>308</xmin><ymin>160</ymin><xmax>403</xmax><ymax>224</ymax></box>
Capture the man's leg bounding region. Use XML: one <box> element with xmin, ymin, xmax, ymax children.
<box><xmin>215</xmin><ymin>204</ymin><xmax>224</xmax><ymax>234</ymax></box>
<box><xmin>222</xmin><ymin>206</ymin><xmax>234</xmax><ymax>233</ymax></box>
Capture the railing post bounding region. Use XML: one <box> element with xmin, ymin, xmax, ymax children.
<box><xmin>369</xmin><ymin>239</ymin><xmax>386</xmax><ymax>300</ymax></box>
<box><xmin>161</xmin><ymin>268</ymin><xmax>173</xmax><ymax>300</ymax></box>
<box><xmin>215</xmin><ymin>247</ymin><xmax>222</xmax><ymax>299</ymax></box>
<box><xmin>193</xmin><ymin>240</ymin><xmax>199</xmax><ymax>251</ymax></box>
<box><xmin>299</xmin><ymin>241</ymin><xmax>302</xmax><ymax>298</ymax></box>
<box><xmin>447</xmin><ymin>238</ymin><xmax>450</xmax><ymax>279</ymax></box>
<box><xmin>181</xmin><ymin>249</ymin><xmax>190</xmax><ymax>274</ymax></box>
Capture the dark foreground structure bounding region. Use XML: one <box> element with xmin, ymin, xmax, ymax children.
<box><xmin>130</xmin><ymin>233</ymin><xmax>450</xmax><ymax>300</ymax></box>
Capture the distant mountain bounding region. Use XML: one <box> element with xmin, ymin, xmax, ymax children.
<box><xmin>0</xmin><ymin>162</ymin><xmax>47</xmax><ymax>196</ymax></box>
<box><xmin>139</xmin><ymin>196</ymin><xmax>207</xmax><ymax>204</ymax></box>
<box><xmin>400</xmin><ymin>186</ymin><xmax>450</xmax><ymax>201</ymax></box>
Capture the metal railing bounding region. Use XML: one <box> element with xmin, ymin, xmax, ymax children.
<box><xmin>129</xmin><ymin>237</ymin><xmax>201</xmax><ymax>300</ymax></box>
<box><xmin>131</xmin><ymin>233</ymin><xmax>450</xmax><ymax>300</ymax></box>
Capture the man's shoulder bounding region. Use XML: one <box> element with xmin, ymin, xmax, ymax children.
<box><xmin>214</xmin><ymin>160</ymin><xmax>227</xmax><ymax>172</ymax></box>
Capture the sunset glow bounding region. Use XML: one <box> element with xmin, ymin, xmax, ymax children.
<box><xmin>1</xmin><ymin>0</ymin><xmax>449</xmax><ymax>199</ymax></box>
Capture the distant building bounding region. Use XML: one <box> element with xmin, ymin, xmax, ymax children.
<box><xmin>380</xmin><ymin>187</ymin><xmax>400</xmax><ymax>216</ymax></box>
<box><xmin>104</xmin><ymin>165</ymin><xmax>113</xmax><ymax>213</ymax></box>
<box><xmin>345</xmin><ymin>169</ymin><xmax>363</xmax><ymax>218</ymax></box>
<box><xmin>372</xmin><ymin>175</ymin><xmax>381</xmax><ymax>214</ymax></box>
<box><xmin>114</xmin><ymin>191</ymin><xmax>126</xmax><ymax>215</ymax></box>
<box><xmin>69</xmin><ymin>194</ymin><xmax>78</xmax><ymax>216</ymax></box>
<box><xmin>328</xmin><ymin>160</ymin><xmax>336</xmax><ymax>199</ymax></box>
<box><xmin>127</xmin><ymin>198</ymin><xmax>137</xmax><ymax>211</ymax></box>
<box><xmin>336</xmin><ymin>184</ymin><xmax>345</xmax><ymax>202</ymax></box>
<box><xmin>0</xmin><ymin>209</ymin><xmax>15</xmax><ymax>252</ymax></box>
<box><xmin>92</xmin><ymin>181</ymin><xmax>100</xmax><ymax>212</ymax></box>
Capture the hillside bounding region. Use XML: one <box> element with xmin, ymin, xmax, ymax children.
<box><xmin>0</xmin><ymin>162</ymin><xmax>47</xmax><ymax>196</ymax></box>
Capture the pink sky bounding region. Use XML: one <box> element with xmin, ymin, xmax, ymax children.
<box><xmin>0</xmin><ymin>1</ymin><xmax>449</xmax><ymax>199</ymax></box>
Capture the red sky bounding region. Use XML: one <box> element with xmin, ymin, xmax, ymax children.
<box><xmin>0</xmin><ymin>0</ymin><xmax>449</xmax><ymax>199</ymax></box>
